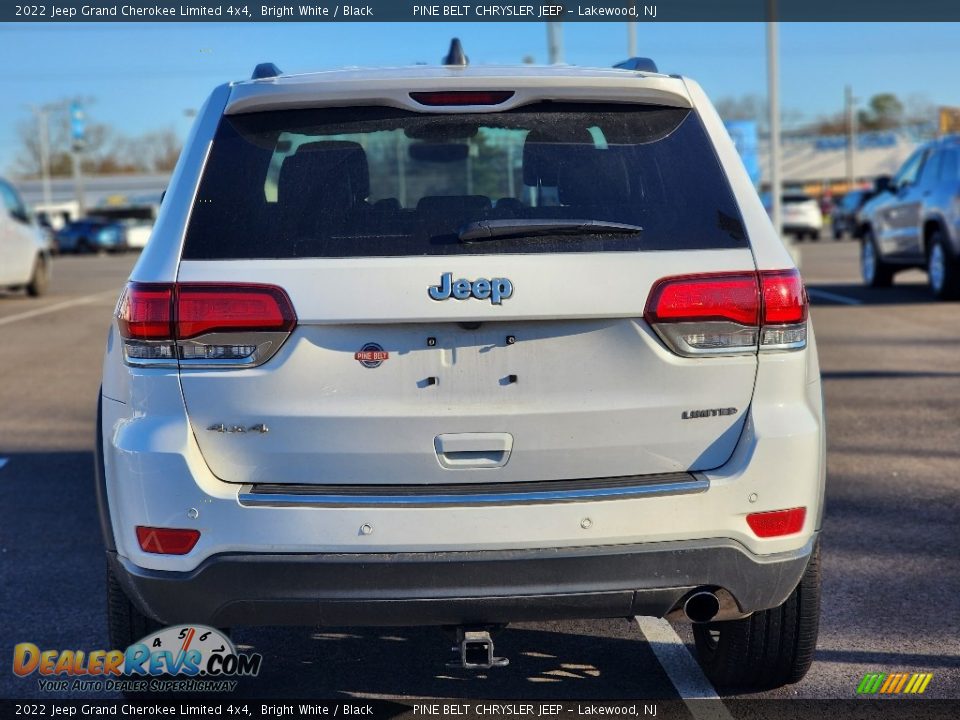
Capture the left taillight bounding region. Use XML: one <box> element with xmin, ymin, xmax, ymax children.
<box><xmin>116</xmin><ymin>282</ymin><xmax>297</xmax><ymax>368</ymax></box>
<box><xmin>643</xmin><ymin>268</ymin><xmax>808</xmax><ymax>357</ymax></box>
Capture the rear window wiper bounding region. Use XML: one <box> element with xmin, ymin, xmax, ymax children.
<box><xmin>458</xmin><ymin>218</ymin><xmax>643</xmax><ymax>243</ymax></box>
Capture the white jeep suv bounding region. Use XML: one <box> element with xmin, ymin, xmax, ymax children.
<box><xmin>97</xmin><ymin>49</ymin><xmax>825</xmax><ymax>690</ymax></box>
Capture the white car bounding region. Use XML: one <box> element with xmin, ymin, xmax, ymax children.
<box><xmin>0</xmin><ymin>178</ymin><xmax>50</xmax><ymax>296</ymax></box>
<box><xmin>97</xmin><ymin>48</ymin><xmax>825</xmax><ymax>689</ymax></box>
<box><xmin>781</xmin><ymin>193</ymin><xmax>824</xmax><ymax>241</ymax></box>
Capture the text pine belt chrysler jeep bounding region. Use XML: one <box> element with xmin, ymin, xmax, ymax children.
<box><xmin>97</xmin><ymin>45</ymin><xmax>825</xmax><ymax>689</ymax></box>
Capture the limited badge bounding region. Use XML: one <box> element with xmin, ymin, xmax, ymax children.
<box><xmin>354</xmin><ymin>342</ymin><xmax>389</xmax><ymax>368</ymax></box>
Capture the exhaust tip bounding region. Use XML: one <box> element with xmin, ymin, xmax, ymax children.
<box><xmin>683</xmin><ymin>590</ymin><xmax>721</xmax><ymax>623</ymax></box>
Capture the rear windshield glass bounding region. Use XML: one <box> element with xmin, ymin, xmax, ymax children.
<box><xmin>182</xmin><ymin>103</ymin><xmax>747</xmax><ymax>259</ymax></box>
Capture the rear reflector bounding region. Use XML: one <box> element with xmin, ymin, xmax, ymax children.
<box><xmin>409</xmin><ymin>91</ymin><xmax>515</xmax><ymax>106</ymax></box>
<box><xmin>136</xmin><ymin>526</ymin><xmax>201</xmax><ymax>555</ymax></box>
<box><xmin>116</xmin><ymin>282</ymin><xmax>296</xmax><ymax>368</ymax></box>
<box><xmin>746</xmin><ymin>507</ymin><xmax>806</xmax><ymax>538</ymax></box>
<box><xmin>644</xmin><ymin>269</ymin><xmax>808</xmax><ymax>356</ymax></box>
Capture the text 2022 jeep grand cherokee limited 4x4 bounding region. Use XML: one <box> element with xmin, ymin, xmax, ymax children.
<box><xmin>96</xmin><ymin>49</ymin><xmax>825</xmax><ymax>690</ymax></box>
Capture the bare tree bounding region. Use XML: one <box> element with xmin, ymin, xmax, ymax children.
<box><xmin>13</xmin><ymin>98</ymin><xmax>181</xmax><ymax>177</ymax></box>
<box><xmin>138</xmin><ymin>129</ymin><xmax>182</xmax><ymax>173</ymax></box>
<box><xmin>713</xmin><ymin>94</ymin><xmax>805</xmax><ymax>134</ymax></box>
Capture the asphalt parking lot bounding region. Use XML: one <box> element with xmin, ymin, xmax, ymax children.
<box><xmin>0</xmin><ymin>241</ymin><xmax>957</xmax><ymax>708</ymax></box>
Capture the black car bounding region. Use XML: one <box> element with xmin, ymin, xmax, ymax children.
<box><xmin>831</xmin><ymin>188</ymin><xmax>876</xmax><ymax>240</ymax></box>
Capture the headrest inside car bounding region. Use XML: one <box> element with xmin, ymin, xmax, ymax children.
<box><xmin>279</xmin><ymin>140</ymin><xmax>370</xmax><ymax>208</ymax></box>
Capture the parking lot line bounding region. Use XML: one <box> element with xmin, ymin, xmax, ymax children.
<box><xmin>0</xmin><ymin>291</ymin><xmax>117</xmax><ymax>327</ymax></box>
<box><xmin>634</xmin><ymin>617</ymin><xmax>733</xmax><ymax>719</ymax></box>
<box><xmin>807</xmin><ymin>288</ymin><xmax>863</xmax><ymax>306</ymax></box>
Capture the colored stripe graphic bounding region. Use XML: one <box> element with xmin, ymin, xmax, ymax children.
<box><xmin>857</xmin><ymin>672</ymin><xmax>932</xmax><ymax>694</ymax></box>
<box><xmin>879</xmin><ymin>673</ymin><xmax>897</xmax><ymax>693</ymax></box>
<box><xmin>857</xmin><ymin>673</ymin><xmax>886</xmax><ymax>693</ymax></box>
<box><xmin>906</xmin><ymin>673</ymin><xmax>933</xmax><ymax>694</ymax></box>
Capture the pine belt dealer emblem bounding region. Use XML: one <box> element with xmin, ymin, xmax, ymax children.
<box><xmin>355</xmin><ymin>343</ymin><xmax>389</xmax><ymax>368</ymax></box>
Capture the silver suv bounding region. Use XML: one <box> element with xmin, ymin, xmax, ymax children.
<box><xmin>859</xmin><ymin>135</ymin><xmax>960</xmax><ymax>299</ymax></box>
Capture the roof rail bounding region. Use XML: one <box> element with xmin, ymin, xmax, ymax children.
<box><xmin>614</xmin><ymin>57</ymin><xmax>659</xmax><ymax>73</ymax></box>
<box><xmin>251</xmin><ymin>62</ymin><xmax>283</xmax><ymax>80</ymax></box>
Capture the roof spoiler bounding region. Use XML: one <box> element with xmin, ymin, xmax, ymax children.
<box><xmin>614</xmin><ymin>57</ymin><xmax>659</xmax><ymax>73</ymax></box>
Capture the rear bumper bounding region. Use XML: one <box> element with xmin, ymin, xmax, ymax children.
<box><xmin>109</xmin><ymin>535</ymin><xmax>815</xmax><ymax>627</ymax></box>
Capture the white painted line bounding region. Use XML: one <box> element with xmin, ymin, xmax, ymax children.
<box><xmin>635</xmin><ymin>616</ymin><xmax>734</xmax><ymax>719</ymax></box>
<box><xmin>0</xmin><ymin>458</ymin><xmax>8</xmax><ymax>470</ymax></box>
<box><xmin>807</xmin><ymin>288</ymin><xmax>862</xmax><ymax>306</ymax></box>
<box><xmin>0</xmin><ymin>291</ymin><xmax>117</xmax><ymax>328</ymax></box>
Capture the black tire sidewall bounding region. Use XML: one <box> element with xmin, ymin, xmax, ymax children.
<box><xmin>927</xmin><ymin>231</ymin><xmax>960</xmax><ymax>300</ymax></box>
<box><xmin>27</xmin><ymin>254</ymin><xmax>48</xmax><ymax>297</ymax></box>
<box><xmin>692</xmin><ymin>540</ymin><xmax>821</xmax><ymax>690</ymax></box>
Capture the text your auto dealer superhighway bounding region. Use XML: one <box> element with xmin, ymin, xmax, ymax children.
<box><xmin>51</xmin><ymin>5</ymin><xmax>225</xmax><ymax>16</ymax></box>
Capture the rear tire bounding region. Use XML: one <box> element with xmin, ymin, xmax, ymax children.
<box><xmin>927</xmin><ymin>231</ymin><xmax>960</xmax><ymax>300</ymax></box>
<box><xmin>861</xmin><ymin>231</ymin><xmax>894</xmax><ymax>288</ymax></box>
<box><xmin>107</xmin><ymin>563</ymin><xmax>161</xmax><ymax>650</ymax></box>
<box><xmin>692</xmin><ymin>541</ymin><xmax>820</xmax><ymax>690</ymax></box>
<box><xmin>26</xmin><ymin>255</ymin><xmax>49</xmax><ymax>297</ymax></box>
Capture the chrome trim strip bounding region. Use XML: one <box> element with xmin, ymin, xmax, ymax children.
<box><xmin>238</xmin><ymin>477</ymin><xmax>709</xmax><ymax>507</ymax></box>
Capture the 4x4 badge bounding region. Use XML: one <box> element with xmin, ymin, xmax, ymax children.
<box><xmin>355</xmin><ymin>342</ymin><xmax>389</xmax><ymax>368</ymax></box>
<box><xmin>428</xmin><ymin>272</ymin><xmax>513</xmax><ymax>305</ymax></box>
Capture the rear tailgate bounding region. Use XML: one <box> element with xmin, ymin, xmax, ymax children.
<box><xmin>177</xmin><ymin>250</ymin><xmax>757</xmax><ymax>484</ymax></box>
<box><xmin>174</xmin><ymin>98</ymin><xmax>758</xmax><ymax>485</ymax></box>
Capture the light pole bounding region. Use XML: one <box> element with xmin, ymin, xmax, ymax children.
<box><xmin>28</xmin><ymin>105</ymin><xmax>53</xmax><ymax>211</ymax></box>
<box><xmin>766</xmin><ymin>13</ymin><xmax>782</xmax><ymax>238</ymax></box>
<box><xmin>70</xmin><ymin>100</ymin><xmax>87</xmax><ymax>216</ymax></box>
<box><xmin>845</xmin><ymin>85</ymin><xmax>858</xmax><ymax>191</ymax></box>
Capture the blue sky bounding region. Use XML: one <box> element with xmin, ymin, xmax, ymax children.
<box><xmin>2</xmin><ymin>21</ymin><xmax>959</xmax><ymax>173</ymax></box>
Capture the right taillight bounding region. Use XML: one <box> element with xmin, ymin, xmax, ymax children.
<box><xmin>644</xmin><ymin>268</ymin><xmax>807</xmax><ymax>357</ymax></box>
<box><xmin>758</xmin><ymin>269</ymin><xmax>808</xmax><ymax>351</ymax></box>
<box><xmin>116</xmin><ymin>282</ymin><xmax>297</xmax><ymax>368</ymax></box>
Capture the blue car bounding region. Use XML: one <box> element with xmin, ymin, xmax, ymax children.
<box><xmin>55</xmin><ymin>218</ymin><xmax>128</xmax><ymax>254</ymax></box>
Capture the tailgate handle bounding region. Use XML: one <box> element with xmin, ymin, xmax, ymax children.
<box><xmin>434</xmin><ymin>433</ymin><xmax>513</xmax><ymax>469</ymax></box>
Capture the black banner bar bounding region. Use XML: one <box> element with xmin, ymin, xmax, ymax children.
<box><xmin>4</xmin><ymin>0</ymin><xmax>960</xmax><ymax>22</ymax></box>
<box><xmin>1</xmin><ymin>700</ymin><xmax>959</xmax><ymax>720</ymax></box>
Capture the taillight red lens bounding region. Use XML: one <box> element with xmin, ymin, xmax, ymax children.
<box><xmin>176</xmin><ymin>284</ymin><xmax>296</xmax><ymax>339</ymax></box>
<box><xmin>409</xmin><ymin>91</ymin><xmax>515</xmax><ymax>106</ymax></box>
<box><xmin>761</xmin><ymin>269</ymin><xmax>808</xmax><ymax>325</ymax></box>
<box><xmin>117</xmin><ymin>284</ymin><xmax>173</xmax><ymax>340</ymax></box>
<box><xmin>746</xmin><ymin>507</ymin><xmax>806</xmax><ymax>538</ymax></box>
<box><xmin>136</xmin><ymin>526</ymin><xmax>201</xmax><ymax>555</ymax></box>
<box><xmin>116</xmin><ymin>282</ymin><xmax>297</xmax><ymax>367</ymax></box>
<box><xmin>644</xmin><ymin>273</ymin><xmax>760</xmax><ymax>326</ymax></box>
<box><xmin>645</xmin><ymin>269</ymin><xmax>809</xmax><ymax>356</ymax></box>
<box><xmin>117</xmin><ymin>283</ymin><xmax>296</xmax><ymax>341</ymax></box>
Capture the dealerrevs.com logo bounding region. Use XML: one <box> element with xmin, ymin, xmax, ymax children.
<box><xmin>13</xmin><ymin>625</ymin><xmax>262</xmax><ymax>693</ymax></box>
